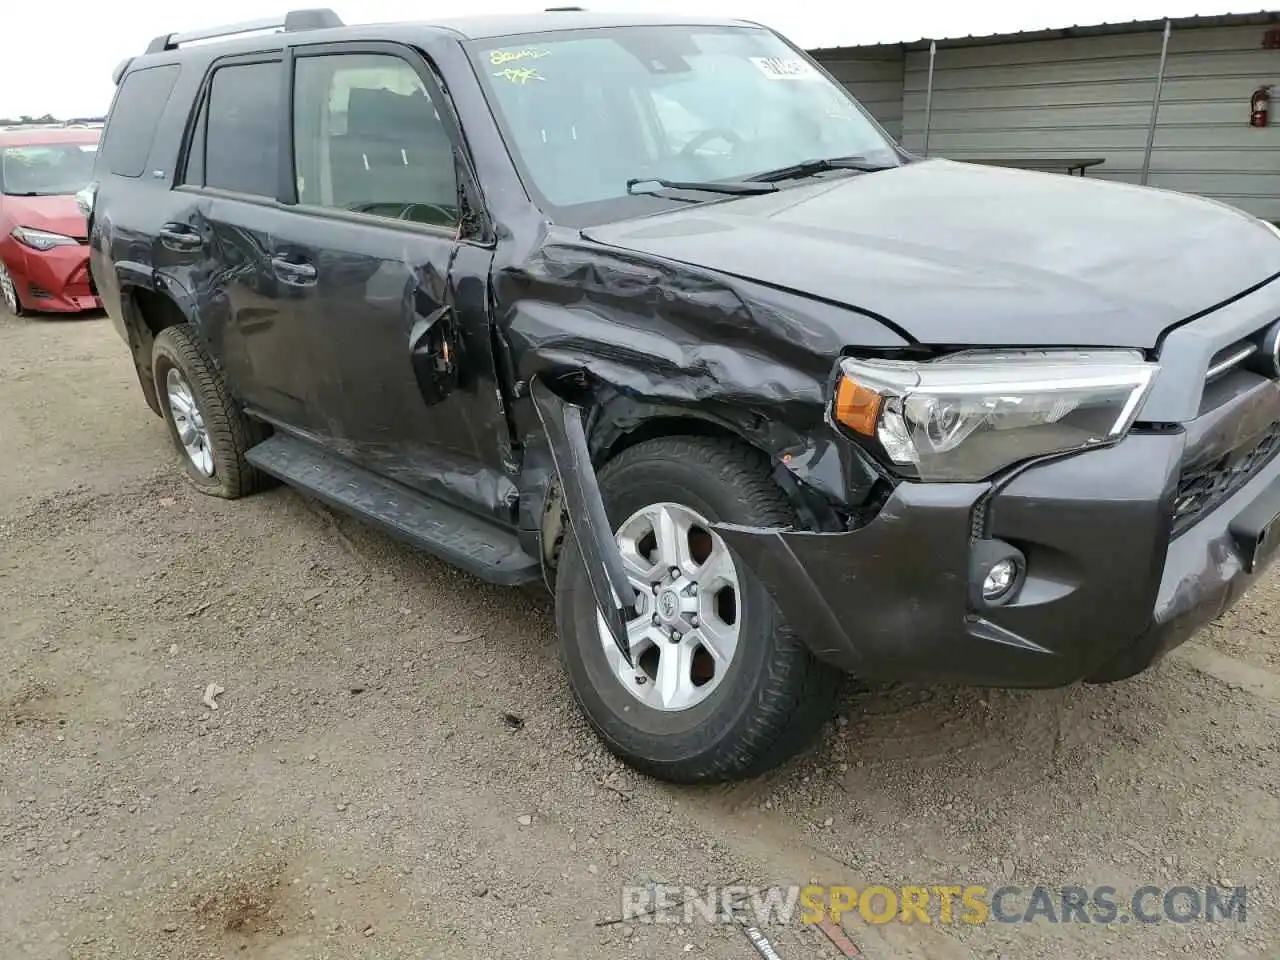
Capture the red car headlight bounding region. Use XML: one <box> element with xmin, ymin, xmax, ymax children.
<box><xmin>11</xmin><ymin>226</ymin><xmax>80</xmax><ymax>252</ymax></box>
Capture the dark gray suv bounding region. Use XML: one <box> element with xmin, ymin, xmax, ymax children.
<box><xmin>85</xmin><ymin>7</ymin><xmax>1280</xmax><ymax>783</ymax></box>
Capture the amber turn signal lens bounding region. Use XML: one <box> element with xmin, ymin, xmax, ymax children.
<box><xmin>834</xmin><ymin>376</ymin><xmax>882</xmax><ymax>436</ymax></box>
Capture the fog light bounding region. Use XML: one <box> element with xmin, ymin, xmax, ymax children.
<box><xmin>982</xmin><ymin>558</ymin><xmax>1018</xmax><ymax>600</ymax></box>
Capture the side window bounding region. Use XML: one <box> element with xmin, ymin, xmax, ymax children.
<box><xmin>100</xmin><ymin>64</ymin><xmax>181</xmax><ymax>178</ymax></box>
<box><xmin>196</xmin><ymin>60</ymin><xmax>283</xmax><ymax>197</ymax></box>
<box><xmin>292</xmin><ymin>52</ymin><xmax>459</xmax><ymax>229</ymax></box>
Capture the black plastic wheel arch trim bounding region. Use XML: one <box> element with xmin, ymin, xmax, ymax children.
<box><xmin>529</xmin><ymin>376</ymin><xmax>637</xmax><ymax>664</ymax></box>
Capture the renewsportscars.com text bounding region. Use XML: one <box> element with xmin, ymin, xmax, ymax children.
<box><xmin>621</xmin><ymin>883</ymin><xmax>1247</xmax><ymax>926</ymax></box>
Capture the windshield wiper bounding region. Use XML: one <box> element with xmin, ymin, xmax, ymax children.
<box><xmin>626</xmin><ymin>177</ymin><xmax>778</xmax><ymax>197</ymax></box>
<box><xmin>747</xmin><ymin>156</ymin><xmax>894</xmax><ymax>183</ymax></box>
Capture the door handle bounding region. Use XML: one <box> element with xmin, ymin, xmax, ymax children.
<box><xmin>271</xmin><ymin>257</ymin><xmax>317</xmax><ymax>286</ymax></box>
<box><xmin>158</xmin><ymin>223</ymin><xmax>202</xmax><ymax>251</ymax></box>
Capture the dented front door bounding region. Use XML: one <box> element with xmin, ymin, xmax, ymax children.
<box><xmin>265</xmin><ymin>214</ymin><xmax>512</xmax><ymax>516</ymax></box>
<box><xmin>262</xmin><ymin>41</ymin><xmax>515</xmax><ymax>522</ymax></box>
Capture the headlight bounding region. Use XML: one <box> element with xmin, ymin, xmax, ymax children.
<box><xmin>832</xmin><ymin>349</ymin><xmax>1158</xmax><ymax>481</ymax></box>
<box><xmin>11</xmin><ymin>226</ymin><xmax>80</xmax><ymax>252</ymax></box>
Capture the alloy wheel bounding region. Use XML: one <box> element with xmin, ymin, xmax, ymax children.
<box><xmin>596</xmin><ymin>501</ymin><xmax>742</xmax><ymax>712</ymax></box>
<box><xmin>0</xmin><ymin>262</ymin><xmax>19</xmax><ymax>314</ymax></box>
<box><xmin>165</xmin><ymin>368</ymin><xmax>215</xmax><ymax>478</ymax></box>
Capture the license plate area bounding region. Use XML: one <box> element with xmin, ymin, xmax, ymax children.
<box><xmin>1229</xmin><ymin>478</ymin><xmax>1280</xmax><ymax>573</ymax></box>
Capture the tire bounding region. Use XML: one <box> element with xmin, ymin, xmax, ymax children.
<box><xmin>556</xmin><ymin>436</ymin><xmax>841</xmax><ymax>784</ymax></box>
<box><xmin>152</xmin><ymin>324</ymin><xmax>263</xmax><ymax>499</ymax></box>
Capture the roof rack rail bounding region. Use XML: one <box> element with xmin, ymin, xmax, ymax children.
<box><xmin>144</xmin><ymin>8</ymin><xmax>343</xmax><ymax>54</ymax></box>
<box><xmin>545</xmin><ymin>6</ymin><xmax>587</xmax><ymax>10</ymax></box>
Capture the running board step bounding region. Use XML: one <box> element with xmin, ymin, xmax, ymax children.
<box><xmin>246</xmin><ymin>434</ymin><xmax>540</xmax><ymax>585</ymax></box>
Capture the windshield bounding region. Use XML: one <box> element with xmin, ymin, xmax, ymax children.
<box><xmin>0</xmin><ymin>143</ymin><xmax>99</xmax><ymax>197</ymax></box>
<box><xmin>469</xmin><ymin>26</ymin><xmax>900</xmax><ymax>226</ymax></box>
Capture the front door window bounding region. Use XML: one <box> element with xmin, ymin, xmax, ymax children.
<box><xmin>292</xmin><ymin>53</ymin><xmax>460</xmax><ymax>231</ymax></box>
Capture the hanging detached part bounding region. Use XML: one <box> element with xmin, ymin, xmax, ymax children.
<box><xmin>529</xmin><ymin>378</ymin><xmax>638</xmax><ymax>664</ymax></box>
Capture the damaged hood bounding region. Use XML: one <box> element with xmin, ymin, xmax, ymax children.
<box><xmin>583</xmin><ymin>159</ymin><xmax>1280</xmax><ymax>348</ymax></box>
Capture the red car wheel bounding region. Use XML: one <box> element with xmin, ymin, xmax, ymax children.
<box><xmin>0</xmin><ymin>261</ymin><xmax>21</xmax><ymax>316</ymax></box>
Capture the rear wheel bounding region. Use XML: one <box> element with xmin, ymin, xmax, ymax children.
<box><xmin>152</xmin><ymin>325</ymin><xmax>263</xmax><ymax>499</ymax></box>
<box><xmin>0</xmin><ymin>260</ymin><xmax>22</xmax><ymax>316</ymax></box>
<box><xmin>556</xmin><ymin>436</ymin><xmax>841</xmax><ymax>783</ymax></box>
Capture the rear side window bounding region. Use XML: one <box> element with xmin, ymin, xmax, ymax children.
<box><xmin>189</xmin><ymin>60</ymin><xmax>283</xmax><ymax>197</ymax></box>
<box><xmin>100</xmin><ymin>64</ymin><xmax>181</xmax><ymax>178</ymax></box>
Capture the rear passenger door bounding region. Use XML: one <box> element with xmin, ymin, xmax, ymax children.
<box><xmin>270</xmin><ymin>44</ymin><xmax>510</xmax><ymax>519</ymax></box>
<box><xmin>175</xmin><ymin>53</ymin><xmax>319</xmax><ymax>429</ymax></box>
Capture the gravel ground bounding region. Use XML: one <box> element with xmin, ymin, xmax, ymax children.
<box><xmin>1</xmin><ymin>314</ymin><xmax>1276</xmax><ymax>960</ymax></box>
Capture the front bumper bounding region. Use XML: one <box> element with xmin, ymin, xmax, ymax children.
<box><xmin>717</xmin><ymin>427</ymin><xmax>1280</xmax><ymax>690</ymax></box>
<box><xmin>4</xmin><ymin>243</ymin><xmax>100</xmax><ymax>312</ymax></box>
<box><xmin>718</xmin><ymin>272</ymin><xmax>1280</xmax><ymax>689</ymax></box>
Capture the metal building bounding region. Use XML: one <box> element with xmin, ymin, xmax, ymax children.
<box><xmin>809</xmin><ymin>12</ymin><xmax>1280</xmax><ymax>221</ymax></box>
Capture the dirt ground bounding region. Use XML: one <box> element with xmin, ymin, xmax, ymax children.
<box><xmin>1</xmin><ymin>314</ymin><xmax>1277</xmax><ymax>960</ymax></box>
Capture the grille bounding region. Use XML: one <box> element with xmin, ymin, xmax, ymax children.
<box><xmin>1205</xmin><ymin>338</ymin><xmax>1258</xmax><ymax>382</ymax></box>
<box><xmin>27</xmin><ymin>284</ymin><xmax>52</xmax><ymax>300</ymax></box>
<box><xmin>1173</xmin><ymin>421</ymin><xmax>1280</xmax><ymax>533</ymax></box>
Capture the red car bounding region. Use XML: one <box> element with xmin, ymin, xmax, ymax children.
<box><xmin>0</xmin><ymin>127</ymin><xmax>101</xmax><ymax>316</ymax></box>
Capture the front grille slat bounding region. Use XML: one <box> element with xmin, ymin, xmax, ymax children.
<box><xmin>1173</xmin><ymin>421</ymin><xmax>1280</xmax><ymax>533</ymax></box>
<box><xmin>1206</xmin><ymin>342</ymin><xmax>1257</xmax><ymax>381</ymax></box>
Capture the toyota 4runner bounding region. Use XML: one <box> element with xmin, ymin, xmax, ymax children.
<box><xmin>86</xmin><ymin>8</ymin><xmax>1280</xmax><ymax>783</ymax></box>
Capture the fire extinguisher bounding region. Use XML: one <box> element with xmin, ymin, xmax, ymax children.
<box><xmin>1251</xmin><ymin>86</ymin><xmax>1272</xmax><ymax>127</ymax></box>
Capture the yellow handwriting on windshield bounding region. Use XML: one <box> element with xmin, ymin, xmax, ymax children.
<box><xmin>490</xmin><ymin>48</ymin><xmax>551</xmax><ymax>66</ymax></box>
<box><xmin>494</xmin><ymin>67</ymin><xmax>546</xmax><ymax>84</ymax></box>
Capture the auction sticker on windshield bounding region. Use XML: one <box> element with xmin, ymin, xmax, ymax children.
<box><xmin>750</xmin><ymin>56</ymin><xmax>821</xmax><ymax>80</ymax></box>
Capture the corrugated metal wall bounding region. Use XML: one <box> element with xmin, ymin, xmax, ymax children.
<box><xmin>896</xmin><ymin>24</ymin><xmax>1280</xmax><ymax>220</ymax></box>
<box><xmin>813</xmin><ymin>23</ymin><xmax>1280</xmax><ymax>220</ymax></box>
<box><xmin>814</xmin><ymin>46</ymin><xmax>906</xmax><ymax>140</ymax></box>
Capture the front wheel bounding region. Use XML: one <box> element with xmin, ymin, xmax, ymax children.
<box><xmin>0</xmin><ymin>260</ymin><xmax>23</xmax><ymax>316</ymax></box>
<box><xmin>556</xmin><ymin>436</ymin><xmax>841</xmax><ymax>783</ymax></box>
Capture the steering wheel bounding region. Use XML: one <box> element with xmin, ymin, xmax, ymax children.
<box><xmin>346</xmin><ymin>201</ymin><xmax>458</xmax><ymax>228</ymax></box>
<box><xmin>678</xmin><ymin>127</ymin><xmax>745</xmax><ymax>160</ymax></box>
<box><xmin>397</xmin><ymin>202</ymin><xmax>458</xmax><ymax>227</ymax></box>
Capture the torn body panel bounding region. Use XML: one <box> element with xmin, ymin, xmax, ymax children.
<box><xmin>500</xmin><ymin>238</ymin><xmax>904</xmax><ymax>513</ymax></box>
<box><xmin>529</xmin><ymin>377</ymin><xmax>636</xmax><ymax>662</ymax></box>
<box><xmin>498</xmin><ymin>239</ymin><xmax>910</xmax><ymax>664</ymax></box>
